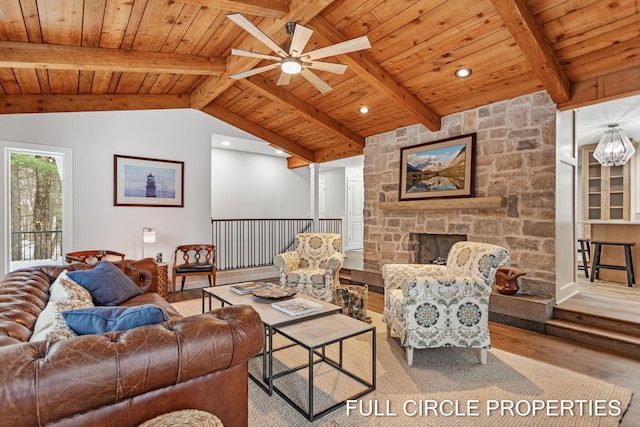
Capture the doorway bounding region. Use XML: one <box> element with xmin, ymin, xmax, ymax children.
<box><xmin>563</xmin><ymin>96</ymin><xmax>640</xmax><ymax>322</ymax></box>
<box><xmin>1</xmin><ymin>142</ymin><xmax>73</xmax><ymax>275</ymax></box>
<box><xmin>347</xmin><ymin>178</ymin><xmax>364</xmax><ymax>250</ymax></box>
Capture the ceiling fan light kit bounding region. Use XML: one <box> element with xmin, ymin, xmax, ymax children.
<box><xmin>281</xmin><ymin>58</ymin><xmax>302</xmax><ymax>74</ymax></box>
<box><xmin>226</xmin><ymin>13</ymin><xmax>371</xmax><ymax>93</ymax></box>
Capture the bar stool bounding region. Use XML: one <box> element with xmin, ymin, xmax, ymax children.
<box><xmin>589</xmin><ymin>241</ymin><xmax>635</xmax><ymax>287</ymax></box>
<box><xmin>577</xmin><ymin>238</ymin><xmax>590</xmax><ymax>278</ymax></box>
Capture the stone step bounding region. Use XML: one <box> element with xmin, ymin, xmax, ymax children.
<box><xmin>545</xmin><ymin>319</ymin><xmax>640</xmax><ymax>360</ymax></box>
<box><xmin>489</xmin><ymin>292</ymin><xmax>555</xmax><ymax>334</ymax></box>
<box><xmin>340</xmin><ymin>266</ymin><xmax>384</xmax><ymax>294</ymax></box>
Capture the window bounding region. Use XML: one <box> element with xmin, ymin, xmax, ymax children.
<box><xmin>1</xmin><ymin>141</ymin><xmax>73</xmax><ymax>276</ymax></box>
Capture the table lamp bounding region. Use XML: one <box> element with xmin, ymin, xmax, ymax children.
<box><xmin>142</xmin><ymin>227</ymin><xmax>156</xmax><ymax>258</ymax></box>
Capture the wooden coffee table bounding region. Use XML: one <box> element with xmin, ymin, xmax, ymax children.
<box><xmin>202</xmin><ymin>285</ymin><xmax>341</xmax><ymax>395</ymax></box>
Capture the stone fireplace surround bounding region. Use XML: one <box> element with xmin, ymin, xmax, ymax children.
<box><xmin>361</xmin><ymin>91</ymin><xmax>558</xmax><ymax>331</ymax></box>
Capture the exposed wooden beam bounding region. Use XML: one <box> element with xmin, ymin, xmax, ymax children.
<box><xmin>0</xmin><ymin>94</ymin><xmax>190</xmax><ymax>114</ymax></box>
<box><xmin>202</xmin><ymin>103</ymin><xmax>315</xmax><ymax>162</ymax></box>
<box><xmin>181</xmin><ymin>0</ymin><xmax>288</xmax><ymax>19</ymax></box>
<box><xmin>308</xmin><ymin>15</ymin><xmax>441</xmax><ymax>132</ymax></box>
<box><xmin>0</xmin><ymin>41</ymin><xmax>225</xmax><ymax>75</ymax></box>
<box><xmin>558</xmin><ymin>65</ymin><xmax>640</xmax><ymax>111</ymax></box>
<box><xmin>191</xmin><ymin>0</ymin><xmax>336</xmax><ymax>109</ymax></box>
<box><xmin>286</xmin><ymin>157</ymin><xmax>310</xmax><ymax>169</ymax></box>
<box><xmin>490</xmin><ymin>0</ymin><xmax>571</xmax><ymax>104</ymax></box>
<box><xmin>314</xmin><ymin>142</ymin><xmax>363</xmax><ymax>163</ymax></box>
<box><xmin>243</xmin><ymin>75</ymin><xmax>365</xmax><ymax>149</ymax></box>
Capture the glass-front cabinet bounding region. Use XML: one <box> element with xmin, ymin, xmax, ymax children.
<box><xmin>581</xmin><ymin>143</ymin><xmax>630</xmax><ymax>221</ymax></box>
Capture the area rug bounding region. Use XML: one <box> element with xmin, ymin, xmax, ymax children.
<box><xmin>172</xmin><ymin>298</ymin><xmax>633</xmax><ymax>426</ymax></box>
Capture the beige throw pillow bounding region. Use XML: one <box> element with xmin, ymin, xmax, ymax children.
<box><xmin>30</xmin><ymin>271</ymin><xmax>95</xmax><ymax>342</ymax></box>
<box><xmin>29</xmin><ymin>300</ymin><xmax>54</xmax><ymax>342</ymax></box>
<box><xmin>49</xmin><ymin>299</ymin><xmax>94</xmax><ymax>342</ymax></box>
<box><xmin>49</xmin><ymin>270</ymin><xmax>93</xmax><ymax>304</ymax></box>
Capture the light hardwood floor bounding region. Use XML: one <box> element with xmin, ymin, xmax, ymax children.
<box><xmin>174</xmin><ymin>284</ymin><xmax>640</xmax><ymax>426</ymax></box>
<box><xmin>558</xmin><ymin>278</ymin><xmax>640</xmax><ymax>323</ymax></box>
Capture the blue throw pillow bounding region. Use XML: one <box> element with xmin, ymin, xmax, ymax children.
<box><xmin>62</xmin><ymin>304</ymin><xmax>169</xmax><ymax>335</ymax></box>
<box><xmin>67</xmin><ymin>261</ymin><xmax>143</xmax><ymax>306</ymax></box>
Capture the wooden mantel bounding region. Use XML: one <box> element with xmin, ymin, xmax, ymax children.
<box><xmin>378</xmin><ymin>196</ymin><xmax>504</xmax><ymax>211</ymax></box>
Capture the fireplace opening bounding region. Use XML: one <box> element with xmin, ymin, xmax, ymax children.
<box><xmin>413</xmin><ymin>233</ymin><xmax>467</xmax><ymax>264</ymax></box>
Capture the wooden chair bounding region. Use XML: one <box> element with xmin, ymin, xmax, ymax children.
<box><xmin>65</xmin><ymin>250</ymin><xmax>125</xmax><ymax>265</ymax></box>
<box><xmin>172</xmin><ymin>244</ymin><xmax>216</xmax><ymax>295</ymax></box>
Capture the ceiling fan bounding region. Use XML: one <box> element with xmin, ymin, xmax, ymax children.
<box><xmin>226</xmin><ymin>13</ymin><xmax>371</xmax><ymax>93</ymax></box>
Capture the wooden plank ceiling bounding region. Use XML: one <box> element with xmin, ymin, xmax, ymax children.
<box><xmin>0</xmin><ymin>0</ymin><xmax>638</xmax><ymax>167</ymax></box>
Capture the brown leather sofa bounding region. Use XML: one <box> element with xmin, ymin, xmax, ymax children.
<box><xmin>0</xmin><ymin>259</ymin><xmax>264</xmax><ymax>427</ymax></box>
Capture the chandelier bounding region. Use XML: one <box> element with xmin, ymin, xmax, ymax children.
<box><xmin>593</xmin><ymin>125</ymin><xmax>635</xmax><ymax>167</ymax></box>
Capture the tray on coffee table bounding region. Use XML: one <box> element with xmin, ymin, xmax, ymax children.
<box><xmin>252</xmin><ymin>286</ymin><xmax>297</xmax><ymax>299</ymax></box>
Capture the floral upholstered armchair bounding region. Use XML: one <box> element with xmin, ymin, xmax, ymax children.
<box><xmin>274</xmin><ymin>233</ymin><xmax>344</xmax><ymax>302</ymax></box>
<box><xmin>382</xmin><ymin>241</ymin><xmax>509</xmax><ymax>366</ymax></box>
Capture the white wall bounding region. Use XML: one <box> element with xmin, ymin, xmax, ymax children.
<box><xmin>210</xmin><ymin>148</ymin><xmax>310</xmax><ymax>218</ymax></box>
<box><xmin>0</xmin><ymin>108</ymin><xmax>362</xmax><ymax>286</ymax></box>
<box><xmin>0</xmin><ymin>108</ymin><xmax>244</xmax><ymax>280</ymax></box>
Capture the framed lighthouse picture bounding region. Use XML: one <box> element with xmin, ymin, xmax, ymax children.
<box><xmin>114</xmin><ymin>155</ymin><xmax>184</xmax><ymax>207</ymax></box>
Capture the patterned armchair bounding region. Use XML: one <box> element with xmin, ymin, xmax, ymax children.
<box><xmin>382</xmin><ymin>241</ymin><xmax>509</xmax><ymax>366</ymax></box>
<box><xmin>274</xmin><ymin>233</ymin><xmax>344</xmax><ymax>302</ymax></box>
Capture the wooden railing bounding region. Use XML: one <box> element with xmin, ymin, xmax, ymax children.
<box><xmin>211</xmin><ymin>218</ymin><xmax>342</xmax><ymax>271</ymax></box>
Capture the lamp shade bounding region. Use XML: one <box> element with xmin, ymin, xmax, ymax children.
<box><xmin>593</xmin><ymin>125</ymin><xmax>635</xmax><ymax>167</ymax></box>
<box><xmin>142</xmin><ymin>227</ymin><xmax>156</xmax><ymax>243</ymax></box>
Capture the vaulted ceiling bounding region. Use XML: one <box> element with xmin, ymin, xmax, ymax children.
<box><xmin>0</xmin><ymin>0</ymin><xmax>638</xmax><ymax>167</ymax></box>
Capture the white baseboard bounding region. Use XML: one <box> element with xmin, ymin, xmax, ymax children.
<box><xmin>555</xmin><ymin>281</ymin><xmax>579</xmax><ymax>304</ymax></box>
<box><xmin>178</xmin><ymin>266</ymin><xmax>279</xmax><ymax>290</ymax></box>
<box><xmin>216</xmin><ymin>266</ymin><xmax>279</xmax><ymax>285</ymax></box>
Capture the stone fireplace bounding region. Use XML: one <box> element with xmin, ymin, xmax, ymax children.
<box><xmin>412</xmin><ymin>233</ymin><xmax>466</xmax><ymax>264</ymax></box>
<box><xmin>363</xmin><ymin>91</ymin><xmax>557</xmax><ymax>300</ymax></box>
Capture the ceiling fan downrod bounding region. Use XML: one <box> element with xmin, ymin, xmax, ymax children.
<box><xmin>285</xmin><ymin>22</ymin><xmax>296</xmax><ymax>36</ymax></box>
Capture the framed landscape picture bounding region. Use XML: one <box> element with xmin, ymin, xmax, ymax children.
<box><xmin>399</xmin><ymin>133</ymin><xmax>476</xmax><ymax>201</ymax></box>
<box><xmin>114</xmin><ymin>155</ymin><xmax>184</xmax><ymax>207</ymax></box>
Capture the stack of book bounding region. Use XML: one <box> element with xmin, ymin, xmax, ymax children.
<box><xmin>271</xmin><ymin>297</ymin><xmax>323</xmax><ymax>316</ymax></box>
<box><xmin>229</xmin><ymin>282</ymin><xmax>267</xmax><ymax>295</ymax></box>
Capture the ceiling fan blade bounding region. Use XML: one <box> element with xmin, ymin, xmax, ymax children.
<box><xmin>229</xmin><ymin>63</ymin><xmax>281</xmax><ymax>80</ymax></box>
<box><xmin>231</xmin><ymin>48</ymin><xmax>282</xmax><ymax>62</ymax></box>
<box><xmin>289</xmin><ymin>24</ymin><xmax>314</xmax><ymax>57</ymax></box>
<box><xmin>276</xmin><ymin>72</ymin><xmax>292</xmax><ymax>86</ymax></box>
<box><xmin>304</xmin><ymin>35</ymin><xmax>371</xmax><ymax>61</ymax></box>
<box><xmin>300</xmin><ymin>68</ymin><xmax>332</xmax><ymax>93</ymax></box>
<box><xmin>306</xmin><ymin>61</ymin><xmax>348</xmax><ymax>74</ymax></box>
<box><xmin>227</xmin><ymin>13</ymin><xmax>287</xmax><ymax>57</ymax></box>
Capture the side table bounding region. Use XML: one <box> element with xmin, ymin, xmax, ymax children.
<box><xmin>157</xmin><ymin>262</ymin><xmax>169</xmax><ymax>299</ymax></box>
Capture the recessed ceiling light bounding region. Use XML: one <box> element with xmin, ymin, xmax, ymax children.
<box><xmin>221</xmin><ymin>141</ymin><xmax>231</xmax><ymax>146</ymax></box>
<box><xmin>359</xmin><ymin>106</ymin><xmax>369</xmax><ymax>114</ymax></box>
<box><xmin>455</xmin><ymin>68</ymin><xmax>472</xmax><ymax>78</ymax></box>
<box><xmin>275</xmin><ymin>149</ymin><xmax>284</xmax><ymax>154</ymax></box>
